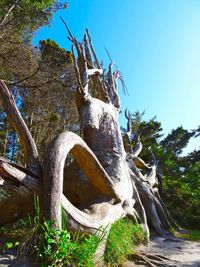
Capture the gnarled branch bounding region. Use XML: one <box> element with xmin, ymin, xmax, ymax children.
<box><xmin>0</xmin><ymin>80</ymin><xmax>41</xmax><ymax>175</ymax></box>
<box><xmin>43</xmin><ymin>130</ymin><xmax>121</xmax><ymax>229</ymax></box>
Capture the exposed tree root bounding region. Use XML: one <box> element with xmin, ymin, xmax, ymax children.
<box><xmin>130</xmin><ymin>251</ymin><xmax>178</xmax><ymax>267</ymax></box>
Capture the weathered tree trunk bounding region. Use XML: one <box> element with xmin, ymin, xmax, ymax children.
<box><xmin>41</xmin><ymin>28</ymin><xmax>176</xmax><ymax>241</ymax></box>
<box><xmin>0</xmin><ymin>29</ymin><xmax>176</xmax><ymax>250</ymax></box>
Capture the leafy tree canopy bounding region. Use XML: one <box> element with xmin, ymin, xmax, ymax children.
<box><xmin>160</xmin><ymin>126</ymin><xmax>194</xmax><ymax>157</ymax></box>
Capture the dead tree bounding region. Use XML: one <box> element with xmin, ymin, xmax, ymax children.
<box><xmin>0</xmin><ymin>30</ymin><xmax>176</xmax><ymax>247</ymax></box>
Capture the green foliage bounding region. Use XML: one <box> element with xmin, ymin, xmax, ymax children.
<box><xmin>9</xmin><ymin>197</ymin><xmax>102</xmax><ymax>267</ymax></box>
<box><xmin>186</xmin><ymin>230</ymin><xmax>200</xmax><ymax>241</ymax></box>
<box><xmin>72</xmin><ymin>232</ymin><xmax>103</xmax><ymax>267</ymax></box>
<box><xmin>0</xmin><ymin>0</ymin><xmax>68</xmax><ymax>82</ymax></box>
<box><xmin>129</xmin><ymin>110</ymin><xmax>145</xmax><ymax>134</ymax></box>
<box><xmin>130</xmin><ymin>111</ymin><xmax>163</xmax><ymax>142</ymax></box>
<box><xmin>0</xmin><ymin>0</ymin><xmax>77</xmax><ymax>163</ymax></box>
<box><xmin>4</xmin><ymin>241</ymin><xmax>19</xmax><ymax>249</ymax></box>
<box><xmin>23</xmin><ymin>0</ymin><xmax>55</xmax><ymax>10</ymax></box>
<box><xmin>34</xmin><ymin>221</ymin><xmax>102</xmax><ymax>267</ymax></box>
<box><xmin>0</xmin><ymin>0</ymin><xmax>67</xmax><ymax>35</ymax></box>
<box><xmin>174</xmin><ymin>229</ymin><xmax>200</xmax><ymax>241</ymax></box>
<box><xmin>39</xmin><ymin>39</ymin><xmax>73</xmax><ymax>66</ymax></box>
<box><xmin>104</xmin><ymin>219</ymin><xmax>146</xmax><ymax>266</ymax></box>
<box><xmin>159</xmin><ymin>136</ymin><xmax>200</xmax><ymax>227</ymax></box>
<box><xmin>0</xmin><ymin>217</ymin><xmax>29</xmax><ymax>238</ymax></box>
<box><xmin>162</xmin><ymin>162</ymin><xmax>200</xmax><ymax>227</ymax></box>
<box><xmin>160</xmin><ymin>126</ymin><xmax>194</xmax><ymax>156</ymax></box>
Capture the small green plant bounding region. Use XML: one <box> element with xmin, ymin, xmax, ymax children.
<box><xmin>104</xmin><ymin>218</ymin><xmax>146</xmax><ymax>266</ymax></box>
<box><xmin>34</xmin><ymin>220</ymin><xmax>103</xmax><ymax>267</ymax></box>
<box><xmin>34</xmin><ymin>220</ymin><xmax>72</xmax><ymax>266</ymax></box>
<box><xmin>4</xmin><ymin>241</ymin><xmax>19</xmax><ymax>249</ymax></box>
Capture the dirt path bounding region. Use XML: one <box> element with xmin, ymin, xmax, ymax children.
<box><xmin>124</xmin><ymin>235</ymin><xmax>200</xmax><ymax>267</ymax></box>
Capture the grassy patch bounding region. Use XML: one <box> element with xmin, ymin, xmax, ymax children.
<box><xmin>104</xmin><ymin>218</ymin><xmax>146</xmax><ymax>266</ymax></box>
<box><xmin>175</xmin><ymin>229</ymin><xmax>200</xmax><ymax>241</ymax></box>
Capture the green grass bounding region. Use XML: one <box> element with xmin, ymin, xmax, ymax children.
<box><xmin>174</xmin><ymin>229</ymin><xmax>200</xmax><ymax>241</ymax></box>
<box><xmin>104</xmin><ymin>218</ymin><xmax>146</xmax><ymax>266</ymax></box>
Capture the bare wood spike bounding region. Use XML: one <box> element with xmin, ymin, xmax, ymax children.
<box><xmin>84</xmin><ymin>34</ymin><xmax>93</xmax><ymax>68</ymax></box>
<box><xmin>132</xmin><ymin>133</ymin><xmax>143</xmax><ymax>157</ymax></box>
<box><xmin>71</xmin><ymin>45</ymin><xmax>85</xmax><ymax>96</ymax></box>
<box><xmin>106</xmin><ymin>63</ymin><xmax>120</xmax><ymax>108</ymax></box>
<box><xmin>60</xmin><ymin>16</ymin><xmax>74</xmax><ymax>41</ymax></box>
<box><xmin>86</xmin><ymin>29</ymin><xmax>102</xmax><ymax>69</ymax></box>
<box><xmin>148</xmin><ymin>147</ymin><xmax>157</xmax><ymax>167</ymax></box>
<box><xmin>125</xmin><ymin>108</ymin><xmax>132</xmax><ymax>135</ymax></box>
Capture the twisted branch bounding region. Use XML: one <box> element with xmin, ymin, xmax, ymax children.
<box><xmin>0</xmin><ymin>80</ymin><xmax>41</xmax><ymax>175</ymax></box>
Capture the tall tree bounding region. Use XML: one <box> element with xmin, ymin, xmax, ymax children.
<box><xmin>160</xmin><ymin>126</ymin><xmax>194</xmax><ymax>157</ymax></box>
<box><xmin>0</xmin><ymin>0</ymin><xmax>81</xmax><ymax>164</ymax></box>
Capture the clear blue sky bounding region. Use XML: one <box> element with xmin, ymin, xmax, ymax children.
<box><xmin>33</xmin><ymin>0</ymin><xmax>200</xmax><ymax>153</ymax></box>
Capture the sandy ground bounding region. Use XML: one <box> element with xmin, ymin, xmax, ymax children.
<box><xmin>124</xmin><ymin>235</ymin><xmax>200</xmax><ymax>267</ymax></box>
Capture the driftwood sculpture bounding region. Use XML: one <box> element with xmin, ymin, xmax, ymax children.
<box><xmin>0</xmin><ymin>29</ymin><xmax>176</xmax><ymax>251</ymax></box>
